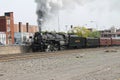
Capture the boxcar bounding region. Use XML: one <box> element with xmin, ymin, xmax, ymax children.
<box><xmin>100</xmin><ymin>38</ymin><xmax>112</xmax><ymax>46</ymax></box>
<box><xmin>111</xmin><ymin>38</ymin><xmax>120</xmax><ymax>46</ymax></box>
<box><xmin>86</xmin><ymin>38</ymin><xmax>100</xmax><ymax>48</ymax></box>
<box><xmin>68</xmin><ymin>35</ymin><xmax>86</xmax><ymax>48</ymax></box>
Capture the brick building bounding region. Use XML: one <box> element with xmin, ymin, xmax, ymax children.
<box><xmin>0</xmin><ymin>12</ymin><xmax>38</xmax><ymax>44</ymax></box>
<box><xmin>0</xmin><ymin>12</ymin><xmax>14</xmax><ymax>44</ymax></box>
<box><xmin>100</xmin><ymin>27</ymin><xmax>120</xmax><ymax>38</ymax></box>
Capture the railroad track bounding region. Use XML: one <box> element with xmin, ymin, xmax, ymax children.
<box><xmin>0</xmin><ymin>46</ymin><xmax>119</xmax><ymax>62</ymax></box>
<box><xmin>0</xmin><ymin>52</ymin><xmax>50</xmax><ymax>62</ymax></box>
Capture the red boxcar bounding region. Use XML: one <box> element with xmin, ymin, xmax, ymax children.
<box><xmin>100</xmin><ymin>38</ymin><xmax>112</xmax><ymax>46</ymax></box>
<box><xmin>111</xmin><ymin>38</ymin><xmax>120</xmax><ymax>46</ymax></box>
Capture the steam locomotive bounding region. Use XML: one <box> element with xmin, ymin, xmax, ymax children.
<box><xmin>31</xmin><ymin>32</ymin><xmax>120</xmax><ymax>52</ymax></box>
<box><xmin>31</xmin><ymin>32</ymin><xmax>68</xmax><ymax>52</ymax></box>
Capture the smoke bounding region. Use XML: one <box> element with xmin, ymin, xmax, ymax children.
<box><xmin>109</xmin><ymin>0</ymin><xmax>120</xmax><ymax>12</ymax></box>
<box><xmin>35</xmin><ymin>0</ymin><xmax>91</xmax><ymax>31</ymax></box>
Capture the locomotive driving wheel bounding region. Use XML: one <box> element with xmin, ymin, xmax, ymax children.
<box><xmin>46</xmin><ymin>43</ymin><xmax>59</xmax><ymax>52</ymax></box>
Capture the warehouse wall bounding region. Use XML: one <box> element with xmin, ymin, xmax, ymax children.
<box><xmin>0</xmin><ymin>45</ymin><xmax>32</xmax><ymax>55</ymax></box>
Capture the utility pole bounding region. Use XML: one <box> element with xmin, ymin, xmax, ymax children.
<box><xmin>58</xmin><ymin>14</ymin><xmax>60</xmax><ymax>32</ymax></box>
<box><xmin>65</xmin><ymin>25</ymin><xmax>68</xmax><ymax>33</ymax></box>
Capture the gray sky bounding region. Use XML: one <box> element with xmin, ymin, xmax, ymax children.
<box><xmin>0</xmin><ymin>0</ymin><xmax>120</xmax><ymax>32</ymax></box>
<box><xmin>0</xmin><ymin>0</ymin><xmax>37</xmax><ymax>25</ymax></box>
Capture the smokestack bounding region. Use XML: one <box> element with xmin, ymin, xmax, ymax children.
<box><xmin>26</xmin><ymin>22</ymin><xmax>29</xmax><ymax>32</ymax></box>
<box><xmin>71</xmin><ymin>25</ymin><xmax>73</xmax><ymax>29</ymax></box>
<box><xmin>18</xmin><ymin>22</ymin><xmax>22</xmax><ymax>32</ymax></box>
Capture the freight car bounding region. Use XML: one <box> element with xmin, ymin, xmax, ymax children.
<box><xmin>111</xmin><ymin>38</ymin><xmax>120</xmax><ymax>46</ymax></box>
<box><xmin>99</xmin><ymin>37</ymin><xmax>120</xmax><ymax>46</ymax></box>
<box><xmin>86</xmin><ymin>38</ymin><xmax>100</xmax><ymax>48</ymax></box>
<box><xmin>100</xmin><ymin>38</ymin><xmax>112</xmax><ymax>46</ymax></box>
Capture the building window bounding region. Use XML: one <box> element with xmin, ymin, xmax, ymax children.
<box><xmin>7</xmin><ymin>19</ymin><xmax>10</xmax><ymax>25</ymax></box>
<box><xmin>117</xmin><ymin>34</ymin><xmax>120</xmax><ymax>37</ymax></box>
<box><xmin>104</xmin><ymin>34</ymin><xmax>107</xmax><ymax>37</ymax></box>
<box><xmin>7</xmin><ymin>26</ymin><xmax>10</xmax><ymax>32</ymax></box>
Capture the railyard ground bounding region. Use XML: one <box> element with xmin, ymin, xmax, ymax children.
<box><xmin>0</xmin><ymin>46</ymin><xmax>120</xmax><ymax>80</ymax></box>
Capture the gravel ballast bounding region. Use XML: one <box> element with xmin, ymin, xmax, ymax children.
<box><xmin>0</xmin><ymin>47</ymin><xmax>120</xmax><ymax>80</ymax></box>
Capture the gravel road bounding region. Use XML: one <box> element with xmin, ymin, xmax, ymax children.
<box><xmin>0</xmin><ymin>47</ymin><xmax>120</xmax><ymax>80</ymax></box>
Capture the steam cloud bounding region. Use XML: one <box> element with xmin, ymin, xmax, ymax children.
<box><xmin>35</xmin><ymin>0</ymin><xmax>91</xmax><ymax>31</ymax></box>
<box><xmin>35</xmin><ymin>0</ymin><xmax>120</xmax><ymax>31</ymax></box>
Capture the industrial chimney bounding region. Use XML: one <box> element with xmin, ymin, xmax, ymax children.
<box><xmin>26</xmin><ymin>22</ymin><xmax>29</xmax><ymax>32</ymax></box>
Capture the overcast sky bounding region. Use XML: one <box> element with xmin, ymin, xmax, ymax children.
<box><xmin>0</xmin><ymin>0</ymin><xmax>120</xmax><ymax>32</ymax></box>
